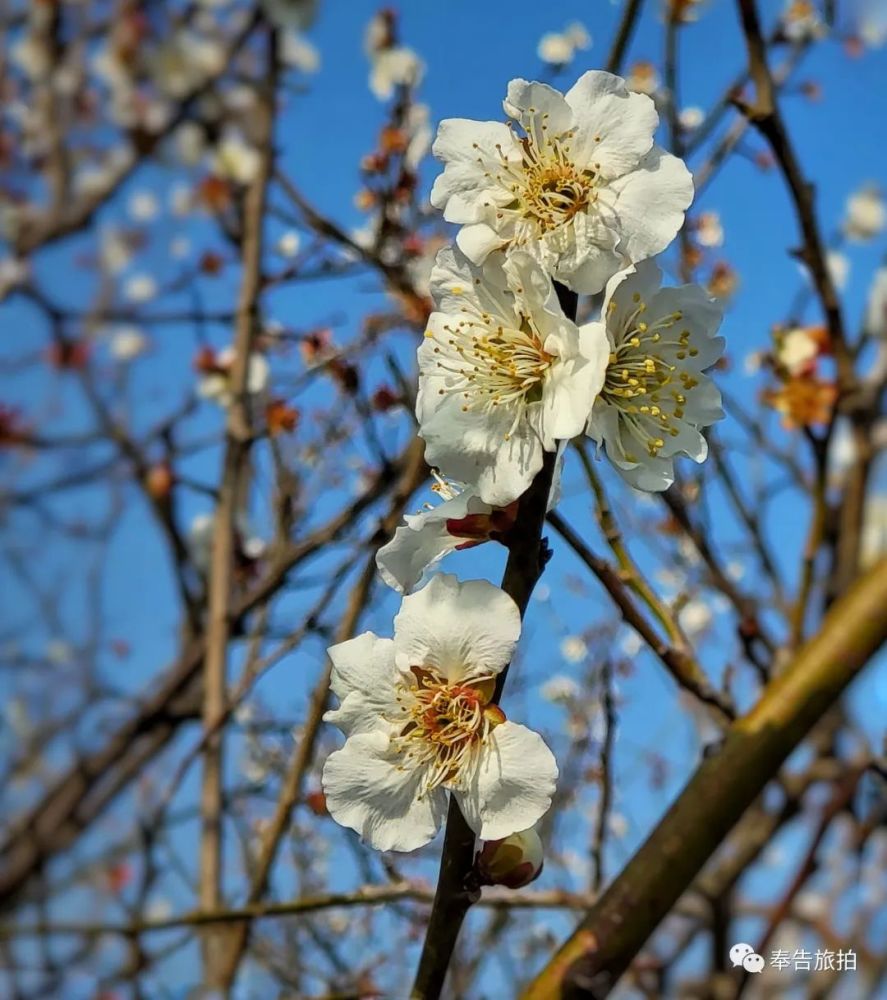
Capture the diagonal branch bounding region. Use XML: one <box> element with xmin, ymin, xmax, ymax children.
<box><xmin>521</xmin><ymin>556</ymin><xmax>887</xmax><ymax>998</ymax></box>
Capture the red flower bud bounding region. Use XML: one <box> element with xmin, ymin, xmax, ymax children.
<box><xmin>475</xmin><ymin>828</ymin><xmax>544</xmax><ymax>889</ymax></box>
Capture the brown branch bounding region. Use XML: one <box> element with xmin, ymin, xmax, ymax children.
<box><xmin>733</xmin><ymin>0</ymin><xmax>872</xmax><ymax>606</ymax></box>
<box><xmin>0</xmin><ymin>885</ymin><xmax>615</xmax><ymax>940</ymax></box>
<box><xmin>521</xmin><ymin>556</ymin><xmax>887</xmax><ymax>998</ymax></box>
<box><xmin>546</xmin><ymin>510</ymin><xmax>734</xmax><ymax>722</ymax></box>
<box><xmin>197</xmin><ymin>23</ymin><xmax>277</xmax><ymax>983</ymax></box>
<box><xmin>0</xmin><ymin>440</ymin><xmax>421</xmax><ymax>908</ymax></box>
<box><xmin>605</xmin><ymin>0</ymin><xmax>645</xmax><ymax>75</ymax></box>
<box><xmin>213</xmin><ymin>438</ymin><xmax>429</xmax><ymax>990</ymax></box>
<box><xmin>409</xmin><ymin>285</ymin><xmax>578</xmax><ymax>1000</ymax></box>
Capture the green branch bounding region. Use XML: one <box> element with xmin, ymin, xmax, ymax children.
<box><xmin>522</xmin><ymin>557</ymin><xmax>887</xmax><ymax>998</ymax></box>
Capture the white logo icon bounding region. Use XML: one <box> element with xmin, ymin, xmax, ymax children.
<box><xmin>730</xmin><ymin>942</ymin><xmax>765</xmax><ymax>973</ymax></box>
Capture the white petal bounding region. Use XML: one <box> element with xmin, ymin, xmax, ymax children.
<box><xmin>564</xmin><ymin>71</ymin><xmax>658</xmax><ymax>177</ymax></box>
<box><xmin>504</xmin><ymin>78</ymin><xmax>573</xmax><ymax>136</ymax></box>
<box><xmin>429</xmin><ymin>244</ymin><xmax>513</xmax><ymax>320</ymax></box>
<box><xmin>322</xmin><ymin>731</ymin><xmax>448</xmax><ymax>852</ymax></box>
<box><xmin>602</xmin><ymin>258</ymin><xmax>663</xmax><ymax>317</ymax></box>
<box><xmin>324</xmin><ymin>634</ymin><xmax>398</xmax><ymax>736</ymax></box>
<box><xmin>415</xmin><ymin>383</ymin><xmax>543</xmax><ymax>507</ymax></box>
<box><xmin>543</xmin><ymin>322</ymin><xmax>609</xmax><ymax>441</ymax></box>
<box><xmin>392</xmin><ymin>574</ymin><xmax>521</xmax><ymax>683</ymax></box>
<box><xmin>432</xmin><ymin>118</ymin><xmax>515</xmax><ymax>166</ymax></box>
<box><xmin>556</xmin><ymin>241</ymin><xmax>625</xmax><ymax>295</ymax></box>
<box><xmin>456</xmin><ymin>223</ymin><xmax>508</xmax><ymax>264</ymax></box>
<box><xmin>456</xmin><ymin>722</ymin><xmax>558</xmax><ymax>840</ymax></box>
<box><xmin>376</xmin><ymin>492</ymin><xmax>494</xmax><ymax>593</ymax></box>
<box><xmin>605</xmin><ymin>147</ymin><xmax>694</xmax><ymax>263</ymax></box>
<box><xmin>376</xmin><ymin>520</ymin><xmax>461</xmax><ymax>594</ymax></box>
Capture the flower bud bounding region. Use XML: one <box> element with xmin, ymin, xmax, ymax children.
<box><xmin>144</xmin><ymin>461</ymin><xmax>174</xmax><ymax>500</ymax></box>
<box><xmin>475</xmin><ymin>827</ymin><xmax>544</xmax><ymax>889</ymax></box>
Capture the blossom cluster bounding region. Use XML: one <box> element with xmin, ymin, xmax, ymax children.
<box><xmin>321</xmin><ymin>70</ymin><xmax>727</xmax><ymax>860</ymax></box>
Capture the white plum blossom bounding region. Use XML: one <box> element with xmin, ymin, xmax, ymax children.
<box><xmin>128</xmin><ymin>191</ymin><xmax>160</xmax><ymax>222</ymax></box>
<box><xmin>537</xmin><ymin>22</ymin><xmax>591</xmax><ymax>68</ymax></box>
<box><xmin>188</xmin><ymin>512</ymin><xmax>266</xmax><ymax>573</ymax></box>
<box><xmin>781</xmin><ymin>0</ymin><xmax>828</xmax><ymax>42</ymax></box>
<box><xmin>279</xmin><ymin>29</ymin><xmax>320</xmax><ymax>73</ymax></box>
<box><xmin>559</xmin><ymin>635</ymin><xmax>588</xmax><ymax>662</ymax></box>
<box><xmin>151</xmin><ymin>30</ymin><xmax>225</xmax><ymax>99</ymax></box>
<box><xmin>679</xmin><ymin>598</ymin><xmax>713</xmax><ymax>637</ymax></box>
<box><xmin>174</xmin><ymin>122</ymin><xmax>207</xmax><ymax>166</ymax></box>
<box><xmin>109</xmin><ymin>327</ymin><xmax>149</xmax><ymax>362</ymax></box>
<box><xmin>827</xmin><ymin>250</ymin><xmax>850</xmax><ymax>292</ymax></box>
<box><xmin>369</xmin><ymin>47</ymin><xmax>424</xmax><ymax>100</ymax></box>
<box><xmin>99</xmin><ymin>226</ymin><xmax>133</xmax><ymax>275</ymax></box>
<box><xmin>679</xmin><ymin>106</ymin><xmax>705</xmax><ymax>131</ymax></box>
<box><xmin>417</xmin><ymin>246</ymin><xmax>608</xmax><ymax>506</ymax></box>
<box><xmin>404</xmin><ymin>103</ymin><xmax>433</xmax><ymax>172</ymax></box>
<box><xmin>276</xmin><ymin>230</ymin><xmax>302</xmax><ymax>258</ymax></box>
<box><xmin>626</xmin><ymin>61</ymin><xmax>661</xmax><ymax>97</ymax></box>
<box><xmin>0</xmin><ymin>257</ymin><xmax>29</xmax><ymax>299</ymax></box>
<box><xmin>321</xmin><ymin>575</ymin><xmax>558</xmax><ymax>851</ymax></box>
<box><xmin>124</xmin><ymin>274</ymin><xmax>158</xmax><ymax>303</ymax></box>
<box><xmin>376</xmin><ymin>475</ymin><xmax>503</xmax><ymax>594</ymax></box>
<box><xmin>585</xmin><ymin>259</ymin><xmax>725</xmax><ymax>491</ymax></box>
<box><xmin>865</xmin><ymin>265</ymin><xmax>887</xmax><ymax>337</ymax></box>
<box><xmin>213</xmin><ymin>133</ymin><xmax>262</xmax><ymax>185</ymax></box>
<box><xmin>430</xmin><ymin>71</ymin><xmax>693</xmax><ymax>294</ymax></box>
<box><xmin>776</xmin><ymin>325</ymin><xmax>820</xmax><ymax>375</ymax></box>
<box><xmin>695</xmin><ymin>211</ymin><xmax>724</xmax><ymax>248</ymax></box>
<box><xmin>377</xmin><ymin>460</ymin><xmax>563</xmax><ymax>594</ymax></box>
<box><xmin>857</xmin><ymin>0</ymin><xmax>887</xmax><ymax>47</ymax></box>
<box><xmin>843</xmin><ymin>185</ymin><xmax>885</xmax><ymax>242</ymax></box>
<box><xmin>541</xmin><ymin>674</ymin><xmax>580</xmax><ymax>704</ymax></box>
<box><xmin>197</xmin><ymin>346</ymin><xmax>270</xmax><ymax>407</ymax></box>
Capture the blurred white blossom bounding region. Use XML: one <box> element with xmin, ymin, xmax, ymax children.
<box><xmin>844</xmin><ymin>185</ymin><xmax>885</xmax><ymax>241</ymax></box>
<box><xmin>537</xmin><ymin>22</ymin><xmax>591</xmax><ymax>67</ymax></box>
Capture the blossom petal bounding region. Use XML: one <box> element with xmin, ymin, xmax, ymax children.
<box><xmin>416</xmin><ymin>378</ymin><xmax>543</xmax><ymax>506</ymax></box>
<box><xmin>564</xmin><ymin>71</ymin><xmax>658</xmax><ymax>177</ymax></box>
<box><xmin>393</xmin><ymin>574</ymin><xmax>521</xmax><ymax>683</ymax></box>
<box><xmin>541</xmin><ymin>322</ymin><xmax>609</xmax><ymax>440</ymax></box>
<box><xmin>456</xmin><ymin>721</ymin><xmax>558</xmax><ymax>840</ymax></box>
<box><xmin>324</xmin><ymin>633</ymin><xmax>398</xmax><ymax>736</ymax></box>
<box><xmin>376</xmin><ymin>520</ymin><xmax>461</xmax><ymax>594</ymax></box>
<box><xmin>504</xmin><ymin>78</ymin><xmax>573</xmax><ymax>136</ymax></box>
<box><xmin>605</xmin><ymin>147</ymin><xmax>694</xmax><ymax>262</ymax></box>
<box><xmin>455</xmin><ymin>223</ymin><xmax>508</xmax><ymax>264</ymax></box>
<box><xmin>322</xmin><ymin>731</ymin><xmax>448</xmax><ymax>851</ymax></box>
<box><xmin>376</xmin><ymin>491</ymin><xmax>494</xmax><ymax>593</ymax></box>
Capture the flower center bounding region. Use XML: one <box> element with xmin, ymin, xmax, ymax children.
<box><xmin>392</xmin><ymin>670</ymin><xmax>504</xmax><ymax>793</ymax></box>
<box><xmin>427</xmin><ymin>313</ymin><xmax>554</xmax><ymax>437</ymax></box>
<box><xmin>520</xmin><ymin>143</ymin><xmax>596</xmax><ymax>231</ymax></box>
<box><xmin>602</xmin><ymin>294</ymin><xmax>700</xmax><ymax>460</ymax></box>
<box><xmin>478</xmin><ymin>115</ymin><xmax>599</xmax><ymax>237</ymax></box>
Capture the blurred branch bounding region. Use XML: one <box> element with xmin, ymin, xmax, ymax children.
<box><xmin>199</xmin><ymin>27</ymin><xmax>276</xmax><ymax>980</ymax></box>
<box><xmin>546</xmin><ymin>509</ymin><xmax>734</xmax><ymax>722</ymax></box>
<box><xmin>605</xmin><ymin>0</ymin><xmax>645</xmax><ymax>74</ymax></box>
<box><xmin>522</xmin><ymin>556</ymin><xmax>887</xmax><ymax>998</ymax></box>
<box><xmin>214</xmin><ymin>438</ymin><xmax>429</xmax><ymax>990</ymax></box>
<box><xmin>0</xmin><ymin>439</ymin><xmax>422</xmax><ymax>908</ymax></box>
